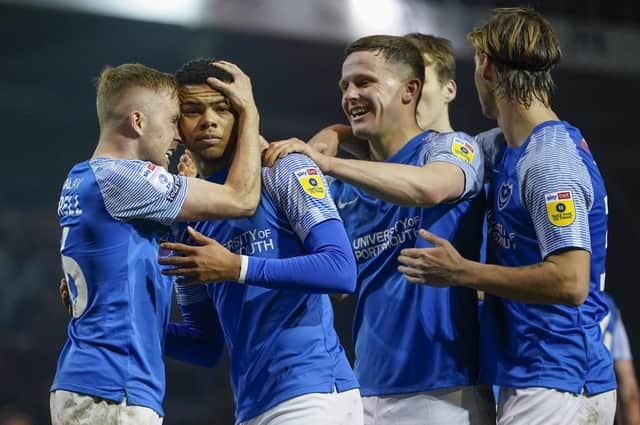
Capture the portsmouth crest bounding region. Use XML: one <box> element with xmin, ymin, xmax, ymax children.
<box><xmin>497</xmin><ymin>181</ymin><xmax>513</xmax><ymax>210</ymax></box>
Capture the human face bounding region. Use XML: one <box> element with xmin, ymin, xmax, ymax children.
<box><xmin>178</xmin><ymin>84</ymin><xmax>236</xmax><ymax>161</ymax></box>
<box><xmin>339</xmin><ymin>50</ymin><xmax>411</xmax><ymax>141</ymax></box>
<box><xmin>415</xmin><ymin>55</ymin><xmax>453</xmax><ymax>130</ymax></box>
<box><xmin>140</xmin><ymin>89</ymin><xmax>181</xmax><ymax>169</ymax></box>
<box><xmin>474</xmin><ymin>53</ymin><xmax>497</xmax><ymax>119</ymax></box>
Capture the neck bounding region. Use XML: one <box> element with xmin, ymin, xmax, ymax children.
<box><xmin>91</xmin><ymin>128</ymin><xmax>137</xmax><ymax>161</ymax></box>
<box><xmin>194</xmin><ymin>156</ymin><xmax>227</xmax><ymax>178</ymax></box>
<box><xmin>368</xmin><ymin>120</ymin><xmax>422</xmax><ymax>161</ymax></box>
<box><xmin>495</xmin><ymin>98</ymin><xmax>559</xmax><ymax>148</ymax></box>
<box><xmin>193</xmin><ymin>146</ymin><xmax>236</xmax><ymax>178</ymax></box>
<box><xmin>419</xmin><ymin>107</ymin><xmax>454</xmax><ymax>133</ymax></box>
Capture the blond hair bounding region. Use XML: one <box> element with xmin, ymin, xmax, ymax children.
<box><xmin>468</xmin><ymin>7</ymin><xmax>561</xmax><ymax>107</ymax></box>
<box><xmin>95</xmin><ymin>63</ymin><xmax>176</xmax><ymax>129</ymax></box>
<box><xmin>404</xmin><ymin>33</ymin><xmax>456</xmax><ymax>85</ymax></box>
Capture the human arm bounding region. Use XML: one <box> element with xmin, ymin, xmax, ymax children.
<box><xmin>611</xmin><ymin>314</ymin><xmax>640</xmax><ymax>425</ymax></box>
<box><xmin>177</xmin><ymin>61</ymin><xmax>261</xmax><ymax>220</ymax></box>
<box><xmin>58</xmin><ymin>277</ymin><xmax>72</xmax><ymax>316</ymax></box>
<box><xmin>398</xmin><ymin>229</ymin><xmax>590</xmax><ymax>306</ymax></box>
<box><xmin>264</xmin><ymin>132</ymin><xmax>482</xmax><ymax>207</ymax></box>
<box><xmin>165</xmin><ymin>284</ymin><xmax>225</xmax><ymax>368</ymax></box>
<box><xmin>307</xmin><ymin>123</ymin><xmax>369</xmax><ymax>159</ymax></box>
<box><xmin>159</xmin><ymin>222</ymin><xmax>355</xmax><ymax>292</ymax></box>
<box><xmin>243</xmin><ymin>219</ymin><xmax>356</xmax><ymax>293</ymax></box>
<box><xmin>159</xmin><ymin>155</ymin><xmax>357</xmax><ymax>293</ymax></box>
<box><xmin>615</xmin><ymin>358</ymin><xmax>640</xmax><ymax>425</ymax></box>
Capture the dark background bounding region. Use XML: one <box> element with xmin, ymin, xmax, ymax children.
<box><xmin>0</xmin><ymin>2</ymin><xmax>638</xmax><ymax>424</ymax></box>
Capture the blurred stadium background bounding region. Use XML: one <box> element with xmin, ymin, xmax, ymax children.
<box><xmin>0</xmin><ymin>0</ymin><xmax>638</xmax><ymax>423</ymax></box>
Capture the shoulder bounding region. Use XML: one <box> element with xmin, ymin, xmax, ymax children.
<box><xmin>264</xmin><ymin>153</ymin><xmax>321</xmax><ymax>182</ymax></box>
<box><xmin>431</xmin><ymin>130</ymin><xmax>475</xmax><ymax>145</ymax></box>
<box><xmin>520</xmin><ymin>124</ymin><xmax>581</xmax><ymax>172</ymax></box>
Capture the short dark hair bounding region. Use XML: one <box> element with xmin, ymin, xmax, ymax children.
<box><xmin>175</xmin><ymin>58</ymin><xmax>233</xmax><ymax>87</ymax></box>
<box><xmin>345</xmin><ymin>35</ymin><xmax>425</xmax><ymax>86</ymax></box>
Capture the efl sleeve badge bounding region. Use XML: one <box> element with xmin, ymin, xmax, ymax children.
<box><xmin>451</xmin><ymin>139</ymin><xmax>475</xmax><ymax>163</ymax></box>
<box><xmin>544</xmin><ymin>191</ymin><xmax>575</xmax><ymax>227</ymax></box>
<box><xmin>294</xmin><ymin>167</ymin><xmax>326</xmax><ymax>199</ymax></box>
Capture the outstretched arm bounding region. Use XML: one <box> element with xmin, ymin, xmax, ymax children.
<box><xmin>264</xmin><ymin>133</ymin><xmax>481</xmax><ymax>207</ymax></box>
<box><xmin>159</xmin><ymin>222</ymin><xmax>356</xmax><ymax>294</ymax></box>
<box><xmin>398</xmin><ymin>229</ymin><xmax>590</xmax><ymax>306</ymax></box>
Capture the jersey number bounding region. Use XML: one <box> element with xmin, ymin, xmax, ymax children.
<box><xmin>61</xmin><ymin>227</ymin><xmax>88</xmax><ymax>318</ymax></box>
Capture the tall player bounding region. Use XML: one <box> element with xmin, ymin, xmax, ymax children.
<box><xmin>264</xmin><ymin>35</ymin><xmax>494</xmax><ymax>424</ymax></box>
<box><xmin>51</xmin><ymin>62</ymin><xmax>261</xmax><ymax>425</ymax></box>
<box><xmin>397</xmin><ymin>8</ymin><xmax>616</xmax><ymax>424</ymax></box>
<box><xmin>157</xmin><ymin>59</ymin><xmax>363</xmax><ymax>425</ymax></box>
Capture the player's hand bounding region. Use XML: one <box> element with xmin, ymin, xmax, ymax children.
<box><xmin>207</xmin><ymin>61</ymin><xmax>257</xmax><ymax>115</ymax></box>
<box><xmin>178</xmin><ymin>149</ymin><xmax>198</xmax><ymax>177</ymax></box>
<box><xmin>397</xmin><ymin>229</ymin><xmax>467</xmax><ymax>287</ymax></box>
<box><xmin>263</xmin><ymin>137</ymin><xmax>331</xmax><ymax>171</ymax></box>
<box><xmin>159</xmin><ymin>226</ymin><xmax>241</xmax><ymax>284</ymax></box>
<box><xmin>59</xmin><ymin>277</ymin><xmax>72</xmax><ymax>316</ymax></box>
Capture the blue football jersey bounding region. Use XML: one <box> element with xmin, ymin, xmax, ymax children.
<box><xmin>480</xmin><ymin>121</ymin><xmax>616</xmax><ymax>395</ymax></box>
<box><xmin>53</xmin><ymin>158</ymin><xmax>188</xmax><ymax>415</ymax></box>
<box><xmin>178</xmin><ymin>153</ymin><xmax>358</xmax><ymax>422</ymax></box>
<box><xmin>331</xmin><ymin>130</ymin><xmax>485</xmax><ymax>396</ymax></box>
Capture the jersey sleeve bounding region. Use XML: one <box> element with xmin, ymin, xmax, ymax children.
<box><xmin>420</xmin><ymin>131</ymin><xmax>484</xmax><ymax>199</ymax></box>
<box><xmin>262</xmin><ymin>153</ymin><xmax>340</xmax><ymax>242</ymax></box>
<box><xmin>519</xmin><ymin>142</ymin><xmax>594</xmax><ymax>259</ymax></box>
<box><xmin>91</xmin><ymin>159</ymin><xmax>188</xmax><ymax>225</ymax></box>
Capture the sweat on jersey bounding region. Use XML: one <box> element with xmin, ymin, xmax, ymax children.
<box><xmin>478</xmin><ymin>121</ymin><xmax>616</xmax><ymax>395</ymax></box>
<box><xmin>53</xmin><ymin>158</ymin><xmax>188</xmax><ymax>416</ymax></box>
<box><xmin>331</xmin><ymin>130</ymin><xmax>486</xmax><ymax>396</ymax></box>
<box><xmin>165</xmin><ymin>153</ymin><xmax>359</xmax><ymax>423</ymax></box>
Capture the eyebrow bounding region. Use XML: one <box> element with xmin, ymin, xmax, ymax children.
<box><xmin>181</xmin><ymin>99</ymin><xmax>229</xmax><ymax>107</ymax></box>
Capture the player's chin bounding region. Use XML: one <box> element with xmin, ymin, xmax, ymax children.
<box><xmin>351</xmin><ymin>124</ymin><xmax>373</xmax><ymax>140</ymax></box>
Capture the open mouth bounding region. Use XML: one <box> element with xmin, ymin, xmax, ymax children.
<box><xmin>164</xmin><ymin>149</ymin><xmax>175</xmax><ymax>163</ymax></box>
<box><xmin>349</xmin><ymin>106</ymin><xmax>370</xmax><ymax>121</ymax></box>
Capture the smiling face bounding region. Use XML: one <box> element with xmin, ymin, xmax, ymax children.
<box><xmin>178</xmin><ymin>84</ymin><xmax>236</xmax><ymax>161</ymax></box>
<box><xmin>138</xmin><ymin>88</ymin><xmax>181</xmax><ymax>169</ymax></box>
<box><xmin>339</xmin><ymin>50</ymin><xmax>414</xmax><ymax>142</ymax></box>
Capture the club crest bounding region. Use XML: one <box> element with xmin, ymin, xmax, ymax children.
<box><xmin>497</xmin><ymin>182</ymin><xmax>513</xmax><ymax>210</ymax></box>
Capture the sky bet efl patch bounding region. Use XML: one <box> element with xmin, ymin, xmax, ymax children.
<box><xmin>294</xmin><ymin>167</ymin><xmax>326</xmax><ymax>199</ymax></box>
<box><xmin>451</xmin><ymin>139</ymin><xmax>475</xmax><ymax>163</ymax></box>
<box><xmin>545</xmin><ymin>191</ymin><xmax>575</xmax><ymax>227</ymax></box>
